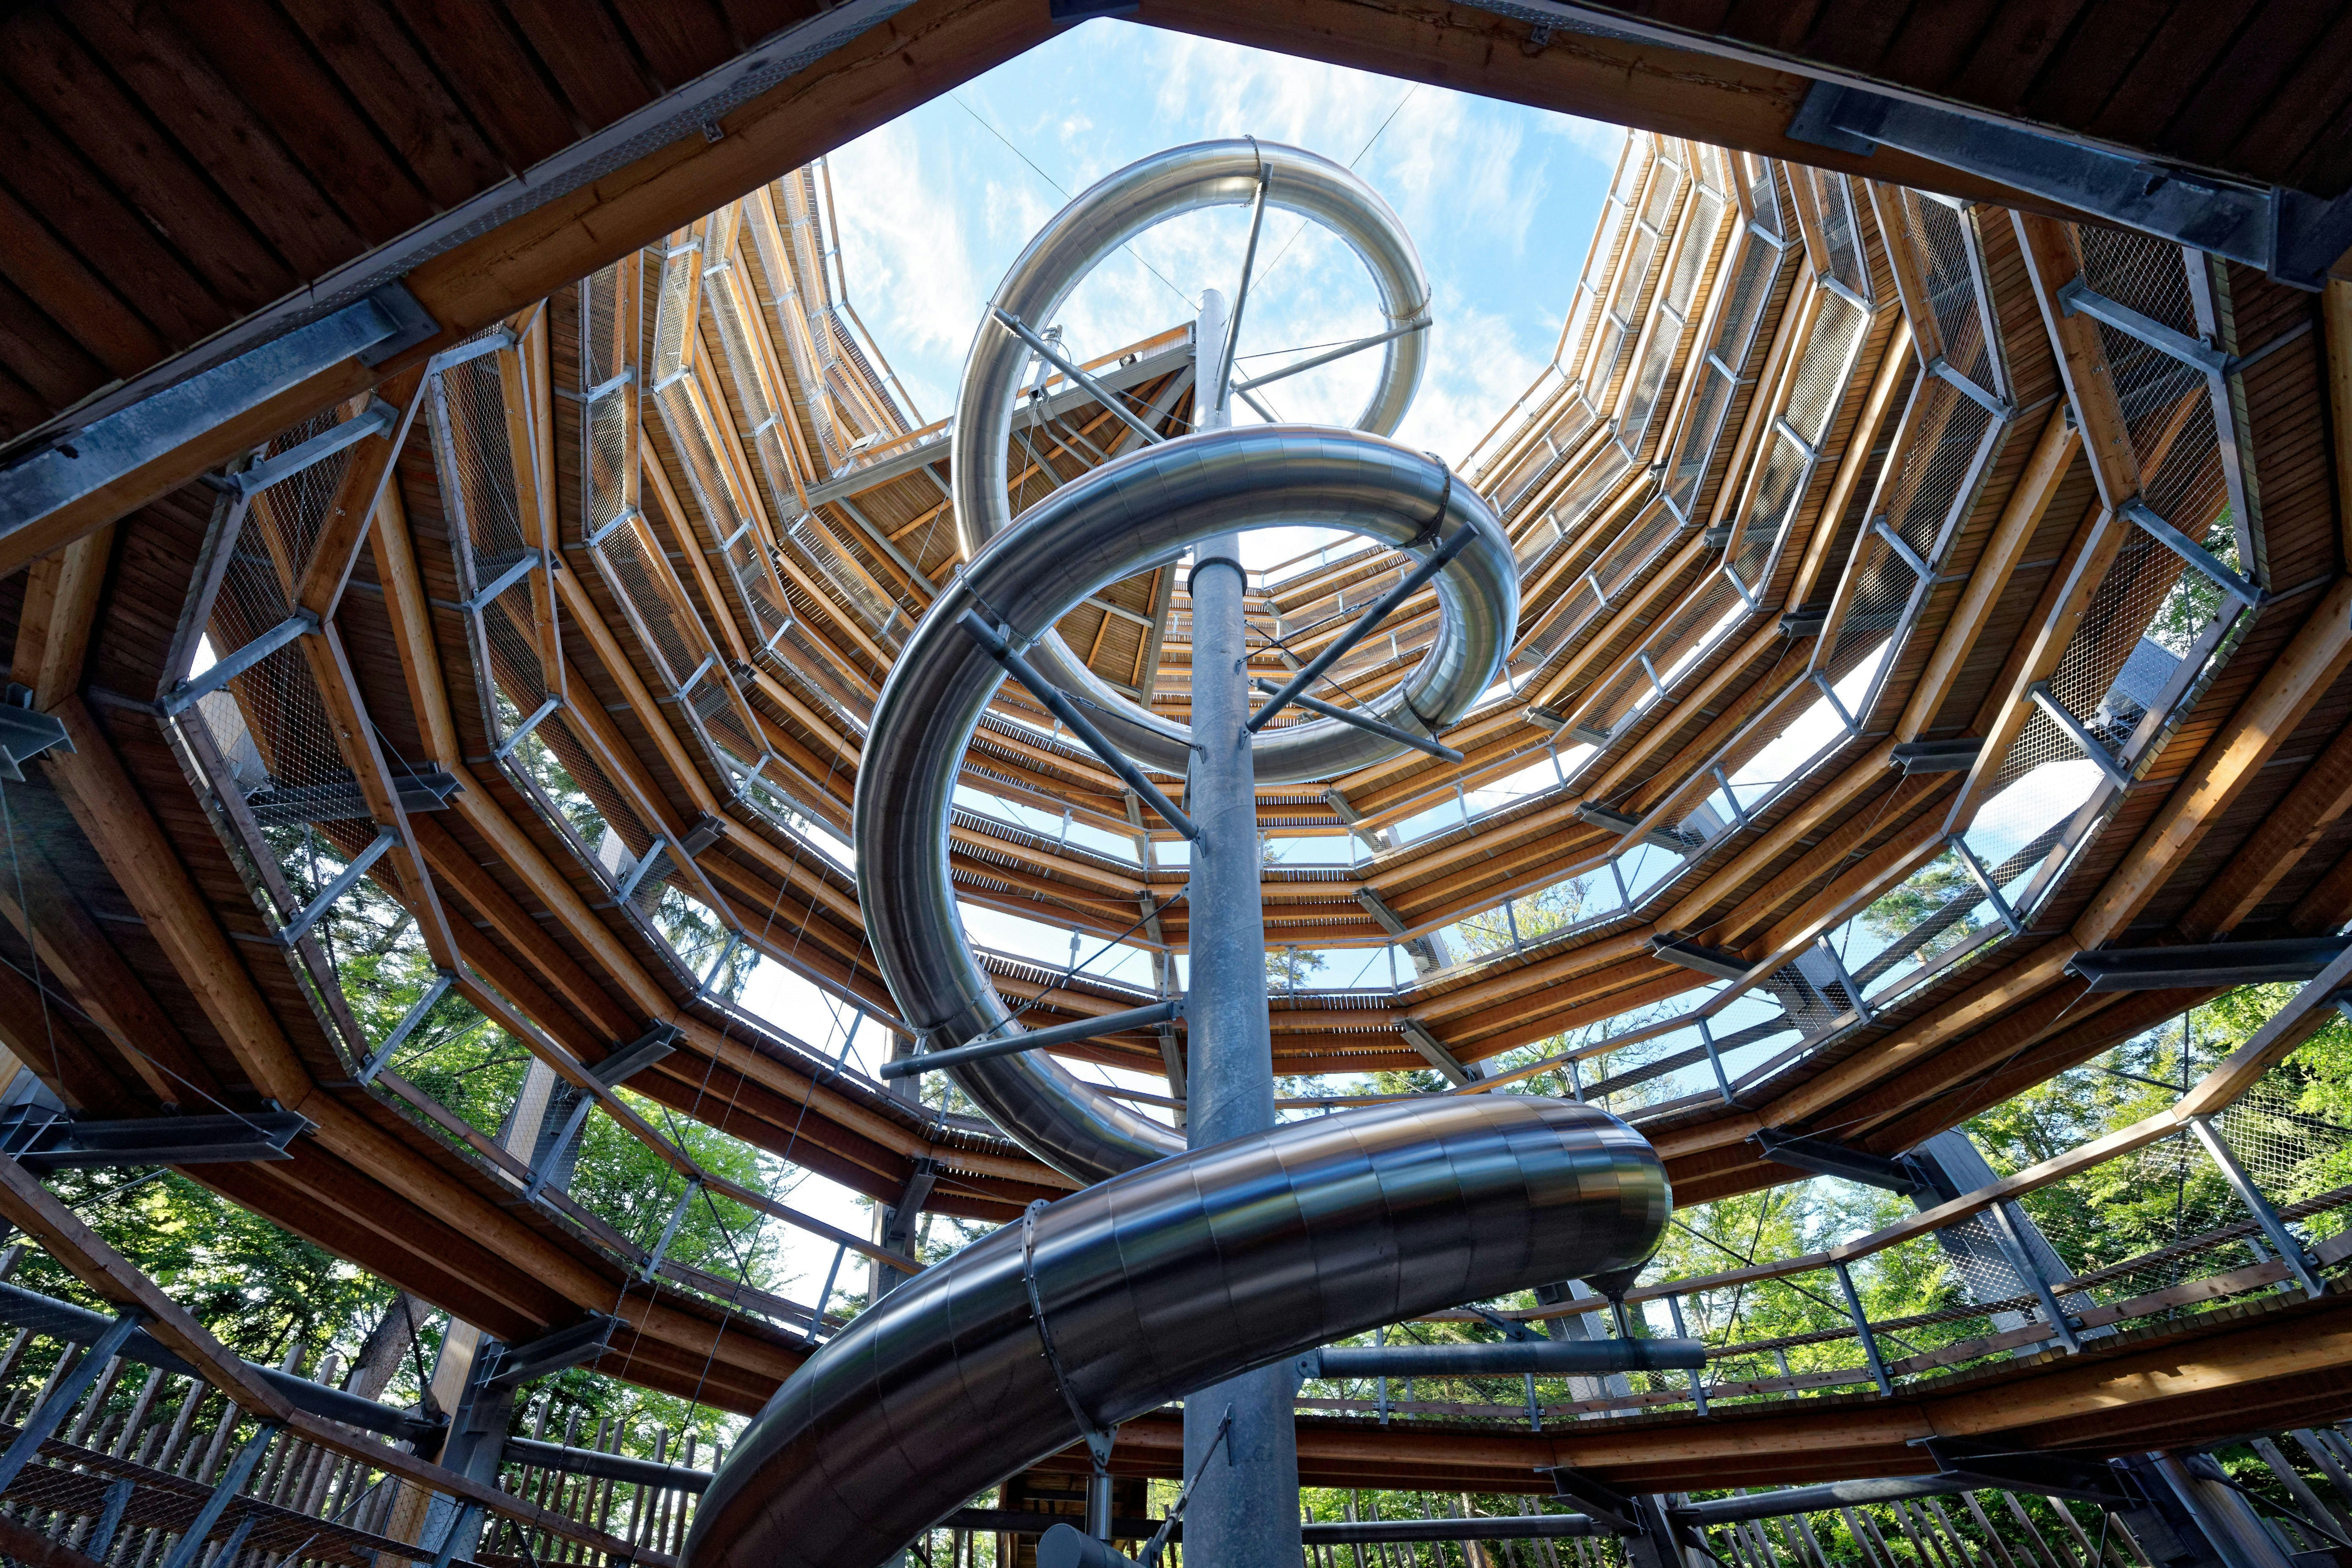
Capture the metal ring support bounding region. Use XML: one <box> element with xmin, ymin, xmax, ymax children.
<box><xmin>857</xmin><ymin>425</ymin><xmax>1516</xmax><ymax>1184</ymax></box>
<box><xmin>1185</xmin><ymin>553</ymin><xmax>1246</xmax><ymax>592</ymax></box>
<box><xmin>950</xmin><ymin>139</ymin><xmax>1439</xmax><ymax>785</ymax></box>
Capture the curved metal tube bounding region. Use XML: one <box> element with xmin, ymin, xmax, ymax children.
<box><xmin>859</xmin><ymin>425</ymin><xmax>1516</xmax><ymax>1183</ymax></box>
<box><xmin>949</xmin><ymin>139</ymin><xmax>1436</xmax><ymax>784</ymax></box>
<box><xmin>685</xmin><ymin>1096</ymin><xmax>1669</xmax><ymax>1568</ymax></box>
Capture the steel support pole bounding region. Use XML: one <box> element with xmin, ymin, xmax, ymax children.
<box><xmin>1179</xmin><ymin>287</ymin><xmax>1301</xmax><ymax>1568</ymax></box>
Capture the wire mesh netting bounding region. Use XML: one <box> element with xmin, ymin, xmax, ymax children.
<box><xmin>0</xmin><ymin>1304</ymin><xmax>720</xmax><ymax>1568</ymax></box>
<box><xmin>1806</xmin><ymin>169</ymin><xmax>1872</xmax><ymax>305</ymax></box>
<box><xmin>1784</xmin><ymin>291</ymin><xmax>1869</xmax><ymax>449</ymax></box>
<box><xmin>577</xmin><ymin>263</ymin><xmax>637</xmax><ymax>547</ymax></box>
<box><xmin>2142</xmin><ymin>394</ymin><xmax>2234</xmax><ymax>559</ymax></box>
<box><xmin>2044</xmin><ymin>524</ymin><xmax>2200</xmax><ymax>760</ymax></box>
<box><xmin>246</xmin><ymin>407</ymin><xmax>359</xmax><ymax>595</ymax></box>
<box><xmin>594</xmin><ymin>526</ymin><xmax>701</xmax><ymax>693</ymax></box>
<box><xmin>1837</xmin><ymin>844</ymin><xmax>2006</xmax><ymax>1006</ymax></box>
<box><xmin>1883</xmin><ymin>379</ymin><xmax>1997</xmax><ymax>563</ymax></box>
<box><xmin>1619</xmin><ymin>188</ymin><xmax>1728</xmax><ymax>456</ymax></box>
<box><xmin>193</xmin><ymin>639</ymin><xmax>360</xmax><ymax>828</ymax></box>
<box><xmin>1731</xmin><ymin>433</ymin><xmax>1810</xmax><ymax>588</ymax></box>
<box><xmin>1909</xmin><ymin>196</ymin><xmax>2004</xmax><ymax>399</ymax></box>
<box><xmin>2094</xmin><ymin>312</ymin><xmax>2209</xmax><ymax>475</ymax></box>
<box><xmin>1663</xmin><ymin>220</ymin><xmax>1791</xmax><ymax>520</ymax></box>
<box><xmin>2075</xmin><ymin>226</ymin><xmax>2197</xmax><ymax>338</ymax></box>
<box><xmin>1820</xmin><ymin>542</ymin><xmax>1917</xmax><ymax>696</ymax></box>
<box><xmin>1580</xmin><ymin>151</ymin><xmax>1683</xmax><ymax>407</ymax></box>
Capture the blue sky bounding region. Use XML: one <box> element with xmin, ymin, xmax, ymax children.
<box><xmin>825</xmin><ymin>19</ymin><xmax>1625</xmax><ymax>466</ymax></box>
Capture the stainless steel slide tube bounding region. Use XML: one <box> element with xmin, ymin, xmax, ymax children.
<box><xmin>684</xmin><ymin>1095</ymin><xmax>1669</xmax><ymax>1568</ymax></box>
<box><xmin>948</xmin><ymin>139</ymin><xmax>1437</xmax><ymax>784</ymax></box>
<box><xmin>856</xmin><ymin>424</ymin><xmax>1515</xmax><ymax>1184</ymax></box>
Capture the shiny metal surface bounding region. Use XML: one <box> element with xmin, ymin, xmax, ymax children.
<box><xmin>856</xmin><ymin>424</ymin><xmax>1516</xmax><ymax>1184</ymax></box>
<box><xmin>947</xmin><ymin>139</ymin><xmax>1438</xmax><ymax>784</ymax></box>
<box><xmin>685</xmin><ymin>1095</ymin><xmax>1669</xmax><ymax>1568</ymax></box>
<box><xmin>1176</xmin><ymin>294</ymin><xmax>1298</xmax><ymax>1568</ymax></box>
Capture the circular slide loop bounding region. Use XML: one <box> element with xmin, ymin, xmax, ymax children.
<box><xmin>858</xmin><ymin>424</ymin><xmax>1517</xmax><ymax>1184</ymax></box>
<box><xmin>949</xmin><ymin>139</ymin><xmax>1438</xmax><ymax>785</ymax></box>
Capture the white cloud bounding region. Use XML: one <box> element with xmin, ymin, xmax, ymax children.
<box><xmin>825</xmin><ymin>117</ymin><xmax>984</xmax><ymax>419</ymax></box>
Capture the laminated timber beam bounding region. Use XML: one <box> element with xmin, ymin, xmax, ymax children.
<box><xmin>0</xmin><ymin>0</ymin><xmax>1065</xmax><ymax>568</ymax></box>
<box><xmin>1666</xmin><ymin>538</ymin><xmax>2352</xmax><ymax>1167</ymax></box>
<box><xmin>2178</xmin><ymin>700</ymin><xmax>2352</xmax><ymax>938</ymax></box>
<box><xmin>0</xmin><ymin>832</ymin><xmax>222</xmax><ymax>1110</ymax></box>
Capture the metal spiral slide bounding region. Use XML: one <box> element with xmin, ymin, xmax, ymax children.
<box><xmin>686</xmin><ymin>142</ymin><xmax>1671</xmax><ymax>1568</ymax></box>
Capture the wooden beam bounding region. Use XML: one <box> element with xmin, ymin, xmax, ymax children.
<box><xmin>0</xmin><ymin>833</ymin><xmax>222</xmax><ymax>1106</ymax></box>
<box><xmin>41</xmin><ymin>698</ymin><xmax>313</xmax><ymax>1108</ymax></box>
<box><xmin>2013</xmin><ymin>212</ymin><xmax>2138</xmax><ymax>507</ymax></box>
<box><xmin>0</xmin><ymin>1153</ymin><xmax>291</xmax><ymax>1418</ymax></box>
<box><xmin>367</xmin><ymin>481</ymin><xmax>461</xmax><ymax>769</ymax></box>
<box><xmin>2327</xmin><ymin>278</ymin><xmax>2352</xmax><ymax>566</ymax></box>
<box><xmin>9</xmin><ymin>524</ymin><xmax>112</xmax><ymax>710</ymax></box>
<box><xmin>1789</xmin><ymin>315</ymin><xmax>1914</xmax><ymax>610</ymax></box>
<box><xmin>2178</xmin><ymin>710</ymin><xmax>2352</xmax><ymax>939</ymax></box>
<box><xmin>2073</xmin><ymin>577</ymin><xmax>2352</xmax><ymax>948</ymax></box>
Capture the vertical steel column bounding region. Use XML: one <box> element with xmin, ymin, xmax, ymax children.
<box><xmin>1180</xmin><ymin>287</ymin><xmax>1304</xmax><ymax>1568</ymax></box>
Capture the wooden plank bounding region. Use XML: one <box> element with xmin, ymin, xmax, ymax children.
<box><xmin>494</xmin><ymin>0</ymin><xmax>656</xmax><ymax>130</ymax></box>
<box><xmin>0</xmin><ymin>1513</ymin><xmax>108</xmax><ymax>1568</ymax></box>
<box><xmin>2178</xmin><ymin>708</ymin><xmax>2352</xmax><ymax>938</ymax></box>
<box><xmin>155</xmin><ymin>0</ymin><xmax>436</xmax><ymax>240</ymax></box>
<box><xmin>0</xmin><ymin>11</ymin><xmax>293</xmax><ymax>310</ymax></box>
<box><xmin>59</xmin><ymin>0</ymin><xmax>368</xmax><ymax>277</ymax></box>
<box><xmin>603</xmin><ymin>0</ymin><xmax>733</xmax><ymax>91</ymax></box>
<box><xmin>378</xmin><ymin>0</ymin><xmax>577</xmax><ymax>172</ymax></box>
<box><xmin>0</xmin><ymin>273</ymin><xmax>112</xmax><ymax>411</ymax></box>
<box><xmin>0</xmin><ymin>182</ymin><xmax>163</xmax><ymax>381</ymax></box>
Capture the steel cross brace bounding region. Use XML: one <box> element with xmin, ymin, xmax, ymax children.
<box><xmin>1249</xmin><ymin>520</ymin><xmax>1481</xmax><ymax>732</ymax></box>
<box><xmin>959</xmin><ymin>611</ymin><xmax>1197</xmax><ymax>839</ymax></box>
